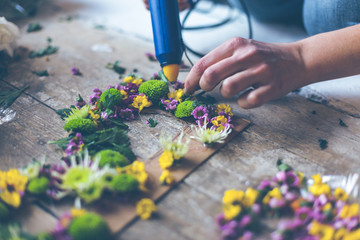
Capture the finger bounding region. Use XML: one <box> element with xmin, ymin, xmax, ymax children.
<box><xmin>237</xmin><ymin>85</ymin><xmax>271</xmax><ymax>109</ymax></box>
<box><xmin>198</xmin><ymin>49</ymin><xmax>263</xmax><ymax>92</ymax></box>
<box><xmin>184</xmin><ymin>37</ymin><xmax>247</xmax><ymax>94</ymax></box>
<box><xmin>220</xmin><ymin>64</ymin><xmax>268</xmax><ymax>98</ymax></box>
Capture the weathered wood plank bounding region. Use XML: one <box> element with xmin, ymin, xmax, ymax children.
<box><xmin>119</xmin><ymin>183</ymin><xmax>221</xmax><ymax>240</ymax></box>
<box><xmin>0</xmin><ymin>82</ymin><xmax>64</xmax><ymax>169</ymax></box>
<box><xmin>15</xmin><ymin>202</ymin><xmax>58</xmax><ymax>235</ymax></box>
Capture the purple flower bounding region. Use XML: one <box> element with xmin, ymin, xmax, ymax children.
<box><xmin>252</xmin><ymin>203</ymin><xmax>261</xmax><ymax>215</ymax></box>
<box><xmin>89</xmin><ymin>88</ymin><xmax>102</xmax><ymax>104</ymax></box>
<box><xmin>240</xmin><ymin>231</ymin><xmax>253</xmax><ymax>240</ymax></box>
<box><xmin>191</xmin><ymin>105</ymin><xmax>209</xmax><ymax>121</ymax></box>
<box><xmin>257</xmin><ymin>179</ymin><xmax>271</xmax><ymax>190</ymax></box>
<box><xmin>276</xmin><ymin>171</ymin><xmax>299</xmax><ymax>187</ymax></box>
<box><xmin>119</xmin><ymin>108</ymin><xmax>135</xmax><ymax>121</ymax></box>
<box><xmin>346</xmin><ymin>217</ymin><xmax>359</xmax><ymax>231</ymax></box>
<box><xmin>269</xmin><ymin>198</ymin><xmax>286</xmax><ymax>208</ymax></box>
<box><xmin>120</xmin><ymin>82</ymin><xmax>139</xmax><ymax>94</ymax></box>
<box><xmin>151</xmin><ymin>73</ymin><xmax>161</xmax><ymax>80</ymax></box>
<box><xmin>221</xmin><ymin>220</ymin><xmax>238</xmax><ymax>240</ymax></box>
<box><xmin>101</xmin><ymin>111</ymin><xmax>109</xmax><ymax>120</ymax></box>
<box><xmin>64</xmin><ymin>133</ymin><xmax>84</xmax><ymax>156</ymax></box>
<box><xmin>284</xmin><ymin>192</ymin><xmax>297</xmax><ymax>202</ymax></box>
<box><xmin>313</xmin><ymin>194</ymin><xmax>328</xmax><ymax>208</ymax></box>
<box><xmin>270</xmin><ymin>231</ymin><xmax>284</xmax><ymax>240</ymax></box>
<box><xmin>161</xmin><ymin>98</ymin><xmax>178</xmax><ymax>111</ymax></box>
<box><xmin>216</xmin><ymin>213</ymin><xmax>227</xmax><ymax>229</ymax></box>
<box><xmin>75</xmin><ymin>94</ymin><xmax>86</xmax><ymax>109</ymax></box>
<box><xmin>276</xmin><ymin>171</ymin><xmax>287</xmax><ymax>182</ymax></box>
<box><xmin>145</xmin><ymin>52</ymin><xmax>157</xmax><ymax>61</ymax></box>
<box><xmin>278</xmin><ymin>218</ymin><xmax>302</xmax><ymax>231</ymax></box>
<box><xmin>239</xmin><ymin>215</ymin><xmax>251</xmax><ymax>228</ymax></box>
<box><xmin>71</xmin><ymin>67</ymin><xmax>82</xmax><ymax>76</ymax></box>
<box><xmin>295</xmin><ymin>207</ymin><xmax>312</xmax><ymax>224</ymax></box>
<box><xmin>173</xmin><ymin>80</ymin><xmax>184</xmax><ymax>90</ymax></box>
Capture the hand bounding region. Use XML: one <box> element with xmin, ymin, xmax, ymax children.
<box><xmin>184</xmin><ymin>37</ymin><xmax>307</xmax><ymax>109</ymax></box>
<box><xmin>143</xmin><ymin>0</ymin><xmax>191</xmax><ymax>11</ymax></box>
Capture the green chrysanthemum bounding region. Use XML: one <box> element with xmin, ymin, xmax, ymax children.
<box><xmin>27</xmin><ymin>177</ymin><xmax>49</xmax><ymax>195</ymax></box>
<box><xmin>111</xmin><ymin>174</ymin><xmax>139</xmax><ymax>192</ymax></box>
<box><xmin>61</xmin><ymin>167</ymin><xmax>93</xmax><ymax>190</ymax></box>
<box><xmin>79</xmin><ymin>183</ymin><xmax>103</xmax><ymax>203</ymax></box>
<box><xmin>99</xmin><ymin>172</ymin><xmax>117</xmax><ymax>189</ymax></box>
<box><xmin>68</xmin><ymin>213</ymin><xmax>112</xmax><ymax>240</ymax></box>
<box><xmin>95</xmin><ymin>149</ymin><xmax>129</xmax><ymax>168</ymax></box>
<box><xmin>64</xmin><ymin>105</ymin><xmax>90</xmax><ymax>123</ymax></box>
<box><xmin>64</xmin><ymin>118</ymin><xmax>97</xmax><ymax>133</ymax></box>
<box><xmin>138</xmin><ymin>80</ymin><xmax>169</xmax><ymax>104</ymax></box>
<box><xmin>174</xmin><ymin>100</ymin><xmax>195</xmax><ymax>118</ymax></box>
<box><xmin>99</xmin><ymin>88</ymin><xmax>122</xmax><ymax>110</ymax></box>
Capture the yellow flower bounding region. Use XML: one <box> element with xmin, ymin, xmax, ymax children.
<box><xmin>243</xmin><ymin>188</ymin><xmax>258</xmax><ymax>207</ymax></box>
<box><xmin>308</xmin><ymin>221</ymin><xmax>335</xmax><ymax>240</ymax></box>
<box><xmin>124</xmin><ymin>75</ymin><xmax>135</xmax><ymax>83</ymax></box>
<box><xmin>343</xmin><ymin>228</ymin><xmax>360</xmax><ymax>240</ymax></box>
<box><xmin>124</xmin><ymin>75</ymin><xmax>143</xmax><ymax>85</ymax></box>
<box><xmin>340</xmin><ymin>203</ymin><xmax>359</xmax><ymax>219</ymax></box>
<box><xmin>120</xmin><ymin>90</ymin><xmax>128</xmax><ymax>100</ymax></box>
<box><xmin>297</xmin><ymin>171</ymin><xmax>304</xmax><ymax>185</ymax></box>
<box><xmin>312</xmin><ymin>174</ymin><xmax>323</xmax><ymax>185</ymax></box>
<box><xmin>71</xmin><ymin>208</ymin><xmax>87</xmax><ymax>217</ymax></box>
<box><xmin>0</xmin><ymin>169</ymin><xmax>28</xmax><ymax>208</ymax></box>
<box><xmin>263</xmin><ymin>187</ymin><xmax>282</xmax><ymax>205</ymax></box>
<box><xmin>168</xmin><ymin>88</ymin><xmax>185</xmax><ymax>102</ymax></box>
<box><xmin>334</xmin><ymin>188</ymin><xmax>348</xmax><ymax>202</ymax></box>
<box><xmin>309</xmin><ymin>182</ymin><xmax>331</xmax><ymax>197</ymax></box>
<box><xmin>136</xmin><ymin>198</ymin><xmax>157</xmax><ymax>220</ymax></box>
<box><xmin>132</xmin><ymin>94</ymin><xmax>152</xmax><ymax>112</ymax></box>
<box><xmin>216</xmin><ymin>104</ymin><xmax>234</xmax><ymax>116</ymax></box>
<box><xmin>132</xmin><ymin>78</ymin><xmax>143</xmax><ymax>85</ymax></box>
<box><xmin>159</xmin><ymin>170</ymin><xmax>175</xmax><ymax>185</ymax></box>
<box><xmin>89</xmin><ymin>110</ymin><xmax>100</xmax><ymax>125</ymax></box>
<box><xmin>211</xmin><ymin>115</ymin><xmax>228</xmax><ymax>127</ymax></box>
<box><xmin>159</xmin><ymin>151</ymin><xmax>174</xmax><ymax>170</ymax></box>
<box><xmin>223</xmin><ymin>189</ymin><xmax>244</xmax><ymax>205</ymax></box>
<box><xmin>334</xmin><ymin>228</ymin><xmax>348</xmax><ymax>240</ymax></box>
<box><xmin>223</xmin><ymin>204</ymin><xmax>241</xmax><ymax>220</ymax></box>
<box><xmin>323</xmin><ymin>203</ymin><xmax>332</xmax><ymax>212</ymax></box>
<box><xmin>118</xmin><ymin>161</ymin><xmax>148</xmax><ymax>189</ymax></box>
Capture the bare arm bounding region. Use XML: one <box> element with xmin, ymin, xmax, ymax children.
<box><xmin>184</xmin><ymin>24</ymin><xmax>360</xmax><ymax>109</ymax></box>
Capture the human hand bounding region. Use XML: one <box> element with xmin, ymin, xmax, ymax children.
<box><xmin>142</xmin><ymin>0</ymin><xmax>191</xmax><ymax>11</ymax></box>
<box><xmin>184</xmin><ymin>37</ymin><xmax>307</xmax><ymax>109</ymax></box>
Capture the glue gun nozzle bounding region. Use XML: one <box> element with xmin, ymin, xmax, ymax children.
<box><xmin>162</xmin><ymin>64</ymin><xmax>180</xmax><ymax>83</ymax></box>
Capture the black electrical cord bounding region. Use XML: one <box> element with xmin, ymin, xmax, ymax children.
<box><xmin>181</xmin><ymin>0</ymin><xmax>253</xmax><ymax>61</ymax></box>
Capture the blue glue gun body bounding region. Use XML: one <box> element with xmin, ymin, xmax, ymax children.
<box><xmin>149</xmin><ymin>0</ymin><xmax>184</xmax><ymax>67</ymax></box>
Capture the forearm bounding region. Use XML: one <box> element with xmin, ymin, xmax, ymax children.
<box><xmin>297</xmin><ymin>24</ymin><xmax>360</xmax><ymax>85</ymax></box>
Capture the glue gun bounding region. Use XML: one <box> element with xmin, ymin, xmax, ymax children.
<box><xmin>148</xmin><ymin>0</ymin><xmax>184</xmax><ymax>82</ymax></box>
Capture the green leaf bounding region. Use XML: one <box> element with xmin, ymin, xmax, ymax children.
<box><xmin>55</xmin><ymin>105</ymin><xmax>76</xmax><ymax>120</ymax></box>
<box><xmin>109</xmin><ymin>118</ymin><xmax>129</xmax><ymax>130</ymax></box>
<box><xmin>27</xmin><ymin>22</ymin><xmax>42</xmax><ymax>32</ymax></box>
<box><xmin>106</xmin><ymin>61</ymin><xmax>126</xmax><ymax>75</ymax></box>
<box><xmin>159</xmin><ymin>69</ymin><xmax>169</xmax><ymax>83</ymax></box>
<box><xmin>32</xmin><ymin>70</ymin><xmax>49</xmax><ymax>76</ymax></box>
<box><xmin>276</xmin><ymin>159</ymin><xmax>292</xmax><ymax>172</ymax></box>
<box><xmin>0</xmin><ymin>84</ymin><xmax>29</xmax><ymax>109</ymax></box>
<box><xmin>48</xmin><ymin>134</ymin><xmax>74</xmax><ymax>149</ymax></box>
<box><xmin>146</xmin><ymin>118</ymin><xmax>157</xmax><ymax>128</ymax></box>
<box><xmin>29</xmin><ymin>45</ymin><xmax>59</xmax><ymax>58</ymax></box>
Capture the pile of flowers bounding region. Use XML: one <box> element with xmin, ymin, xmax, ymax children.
<box><xmin>216</xmin><ymin>160</ymin><xmax>360</xmax><ymax>240</ymax></box>
<box><xmin>51</xmin><ymin>71</ymin><xmax>235</xmax><ymax>158</ymax></box>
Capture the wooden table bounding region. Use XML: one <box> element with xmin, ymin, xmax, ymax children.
<box><xmin>1</xmin><ymin>1</ymin><xmax>360</xmax><ymax>239</ymax></box>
